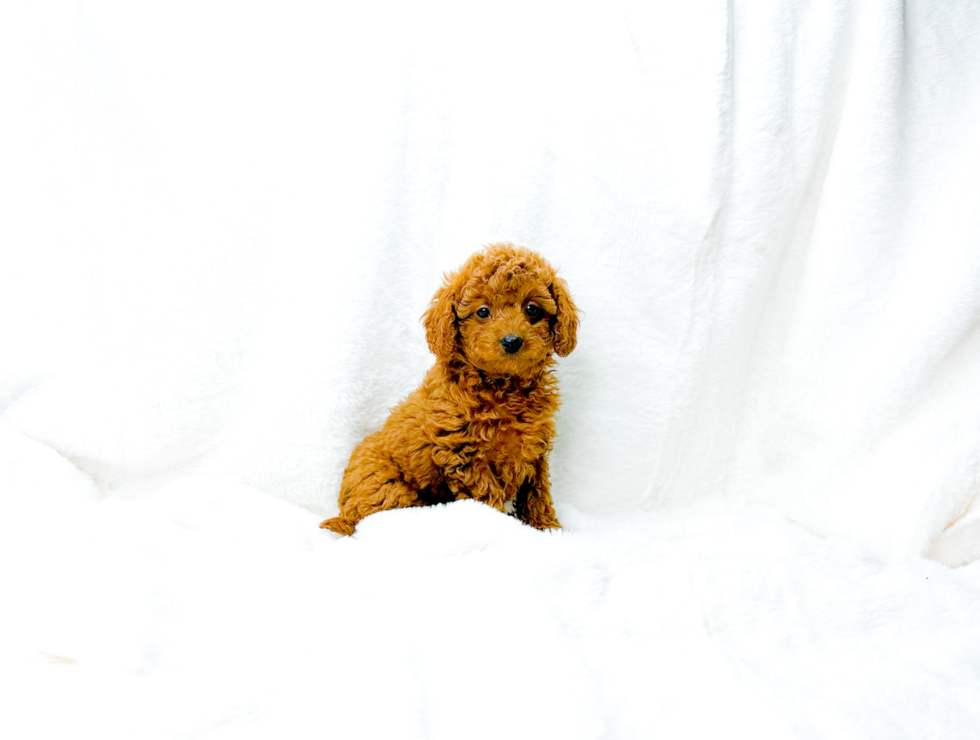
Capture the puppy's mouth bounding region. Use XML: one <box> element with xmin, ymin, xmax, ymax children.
<box><xmin>478</xmin><ymin>336</ymin><xmax>550</xmax><ymax>376</ymax></box>
<box><xmin>457</xmin><ymin>329</ymin><xmax>549</xmax><ymax>377</ymax></box>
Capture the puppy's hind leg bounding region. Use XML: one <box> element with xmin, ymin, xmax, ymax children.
<box><xmin>320</xmin><ymin>450</ymin><xmax>422</xmax><ymax>535</ymax></box>
<box><xmin>320</xmin><ymin>479</ymin><xmax>421</xmax><ymax>535</ymax></box>
<box><xmin>319</xmin><ymin>516</ymin><xmax>357</xmax><ymax>535</ymax></box>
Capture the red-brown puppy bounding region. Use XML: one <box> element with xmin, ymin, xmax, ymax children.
<box><xmin>320</xmin><ymin>243</ymin><xmax>578</xmax><ymax>535</ymax></box>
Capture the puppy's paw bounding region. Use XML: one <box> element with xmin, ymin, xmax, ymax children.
<box><xmin>527</xmin><ymin>516</ymin><xmax>562</xmax><ymax>531</ymax></box>
<box><xmin>319</xmin><ymin>517</ymin><xmax>357</xmax><ymax>536</ymax></box>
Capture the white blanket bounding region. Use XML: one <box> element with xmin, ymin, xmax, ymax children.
<box><xmin>2</xmin><ymin>1</ymin><xmax>979</xmax><ymax>737</ymax></box>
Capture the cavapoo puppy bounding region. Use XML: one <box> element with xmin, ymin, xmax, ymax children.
<box><xmin>320</xmin><ymin>242</ymin><xmax>578</xmax><ymax>535</ymax></box>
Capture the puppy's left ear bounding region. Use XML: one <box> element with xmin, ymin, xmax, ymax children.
<box><xmin>550</xmin><ymin>276</ymin><xmax>579</xmax><ymax>357</ymax></box>
<box><xmin>422</xmin><ymin>279</ymin><xmax>458</xmax><ymax>360</ymax></box>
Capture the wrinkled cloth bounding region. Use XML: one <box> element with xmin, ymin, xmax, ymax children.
<box><xmin>2</xmin><ymin>1</ymin><xmax>979</xmax><ymax>737</ymax></box>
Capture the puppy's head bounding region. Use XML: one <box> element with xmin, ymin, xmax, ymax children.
<box><xmin>422</xmin><ymin>243</ymin><xmax>579</xmax><ymax>376</ymax></box>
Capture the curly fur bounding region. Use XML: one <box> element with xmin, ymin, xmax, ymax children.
<box><xmin>320</xmin><ymin>243</ymin><xmax>579</xmax><ymax>535</ymax></box>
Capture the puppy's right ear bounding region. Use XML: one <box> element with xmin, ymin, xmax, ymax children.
<box><xmin>422</xmin><ymin>279</ymin><xmax>458</xmax><ymax>360</ymax></box>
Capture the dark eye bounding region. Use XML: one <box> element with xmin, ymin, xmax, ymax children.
<box><xmin>524</xmin><ymin>303</ymin><xmax>544</xmax><ymax>323</ymax></box>
<box><xmin>476</xmin><ymin>306</ymin><xmax>491</xmax><ymax>319</ymax></box>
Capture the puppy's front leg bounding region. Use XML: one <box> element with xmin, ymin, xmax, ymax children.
<box><xmin>444</xmin><ymin>458</ymin><xmax>510</xmax><ymax>513</ymax></box>
<box><xmin>514</xmin><ymin>457</ymin><xmax>561</xmax><ymax>530</ymax></box>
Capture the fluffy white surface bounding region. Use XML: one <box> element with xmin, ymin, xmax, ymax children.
<box><xmin>2</xmin><ymin>1</ymin><xmax>980</xmax><ymax>737</ymax></box>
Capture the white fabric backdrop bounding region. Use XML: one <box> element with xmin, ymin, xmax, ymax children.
<box><xmin>2</xmin><ymin>0</ymin><xmax>977</xmax><ymax>559</ymax></box>
<box><xmin>2</xmin><ymin>1</ymin><xmax>980</xmax><ymax>737</ymax></box>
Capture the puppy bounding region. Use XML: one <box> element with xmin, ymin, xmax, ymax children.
<box><xmin>320</xmin><ymin>243</ymin><xmax>578</xmax><ymax>535</ymax></box>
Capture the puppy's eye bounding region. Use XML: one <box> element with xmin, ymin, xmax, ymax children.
<box><xmin>524</xmin><ymin>303</ymin><xmax>544</xmax><ymax>323</ymax></box>
<box><xmin>475</xmin><ymin>306</ymin><xmax>491</xmax><ymax>319</ymax></box>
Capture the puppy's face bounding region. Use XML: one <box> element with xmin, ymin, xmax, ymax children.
<box><xmin>456</xmin><ymin>274</ymin><xmax>558</xmax><ymax>376</ymax></box>
<box><xmin>423</xmin><ymin>244</ymin><xmax>578</xmax><ymax>377</ymax></box>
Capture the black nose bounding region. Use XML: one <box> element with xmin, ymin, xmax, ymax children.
<box><xmin>500</xmin><ymin>335</ymin><xmax>523</xmax><ymax>354</ymax></box>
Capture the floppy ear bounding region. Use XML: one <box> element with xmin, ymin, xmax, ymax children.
<box><xmin>422</xmin><ymin>279</ymin><xmax>458</xmax><ymax>360</ymax></box>
<box><xmin>549</xmin><ymin>276</ymin><xmax>579</xmax><ymax>357</ymax></box>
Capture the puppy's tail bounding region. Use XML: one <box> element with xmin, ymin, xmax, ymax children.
<box><xmin>319</xmin><ymin>517</ymin><xmax>357</xmax><ymax>536</ymax></box>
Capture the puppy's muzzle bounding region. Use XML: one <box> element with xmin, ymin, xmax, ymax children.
<box><xmin>500</xmin><ymin>335</ymin><xmax>523</xmax><ymax>354</ymax></box>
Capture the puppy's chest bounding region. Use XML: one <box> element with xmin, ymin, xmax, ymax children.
<box><xmin>465</xmin><ymin>406</ymin><xmax>552</xmax><ymax>465</ymax></box>
<box><xmin>472</xmin><ymin>420</ymin><xmax>537</xmax><ymax>465</ymax></box>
